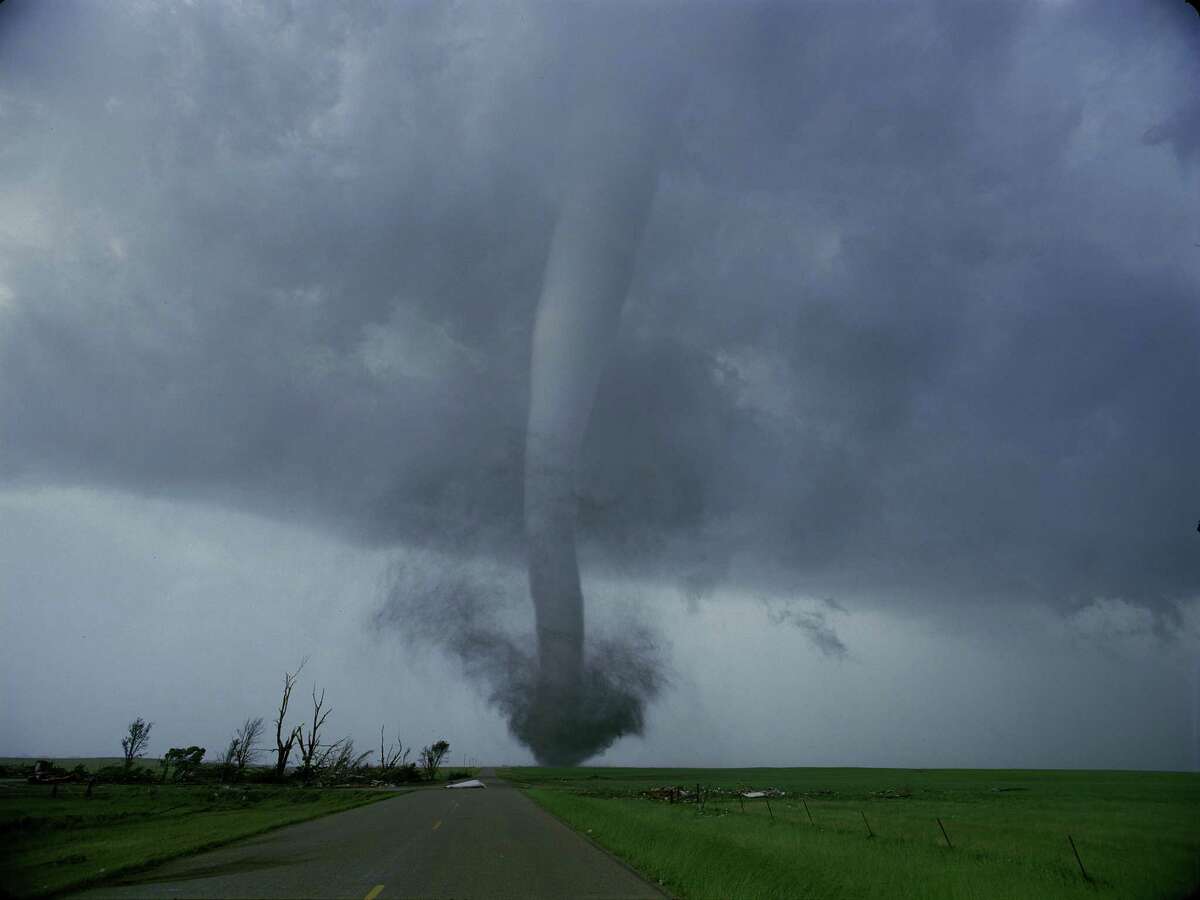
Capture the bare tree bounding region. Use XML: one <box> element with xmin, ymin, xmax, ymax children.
<box><xmin>272</xmin><ymin>658</ymin><xmax>306</xmax><ymax>777</ymax></box>
<box><xmin>296</xmin><ymin>684</ymin><xmax>333</xmax><ymax>773</ymax></box>
<box><xmin>231</xmin><ymin>717</ymin><xmax>264</xmax><ymax>777</ymax></box>
<box><xmin>419</xmin><ymin>740</ymin><xmax>450</xmax><ymax>782</ymax></box>
<box><xmin>121</xmin><ymin>717</ymin><xmax>153</xmax><ymax>772</ymax></box>
<box><xmin>379</xmin><ymin>725</ymin><xmax>409</xmax><ymax>771</ymax></box>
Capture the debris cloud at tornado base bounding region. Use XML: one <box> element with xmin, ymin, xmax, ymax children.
<box><xmin>374</xmin><ymin>555</ymin><xmax>666</xmax><ymax>766</ymax></box>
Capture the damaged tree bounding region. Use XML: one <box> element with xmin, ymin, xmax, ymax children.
<box><xmin>316</xmin><ymin>738</ymin><xmax>372</xmax><ymax>782</ymax></box>
<box><xmin>296</xmin><ymin>684</ymin><xmax>333</xmax><ymax>778</ymax></box>
<box><xmin>120</xmin><ymin>717</ymin><xmax>153</xmax><ymax>772</ymax></box>
<box><xmin>160</xmin><ymin>746</ymin><xmax>205</xmax><ymax>783</ymax></box>
<box><xmin>419</xmin><ymin>740</ymin><xmax>450</xmax><ymax>782</ymax></box>
<box><xmin>380</xmin><ymin>725</ymin><xmax>410</xmax><ymax>771</ymax></box>
<box><xmin>272</xmin><ymin>659</ymin><xmax>305</xmax><ymax>778</ymax></box>
<box><xmin>226</xmin><ymin>716</ymin><xmax>264</xmax><ymax>780</ymax></box>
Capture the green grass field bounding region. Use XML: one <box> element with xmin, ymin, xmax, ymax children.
<box><xmin>501</xmin><ymin>767</ymin><xmax>1200</xmax><ymax>900</ymax></box>
<box><xmin>0</xmin><ymin>758</ymin><xmax>129</xmax><ymax>774</ymax></box>
<box><xmin>0</xmin><ymin>779</ymin><xmax>399</xmax><ymax>898</ymax></box>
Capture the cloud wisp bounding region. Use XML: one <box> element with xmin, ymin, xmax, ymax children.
<box><xmin>764</xmin><ymin>598</ymin><xmax>850</xmax><ymax>659</ymax></box>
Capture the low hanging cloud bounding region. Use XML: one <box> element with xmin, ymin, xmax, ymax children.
<box><xmin>0</xmin><ymin>0</ymin><xmax>1197</xmax><ymax>631</ymax></box>
<box><xmin>1070</xmin><ymin>597</ymin><xmax>1158</xmax><ymax>641</ymax></box>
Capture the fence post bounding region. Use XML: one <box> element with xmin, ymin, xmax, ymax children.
<box><xmin>937</xmin><ymin>818</ymin><xmax>953</xmax><ymax>848</ymax></box>
<box><xmin>1067</xmin><ymin>835</ymin><xmax>1091</xmax><ymax>883</ymax></box>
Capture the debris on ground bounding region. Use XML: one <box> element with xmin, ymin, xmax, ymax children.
<box><xmin>639</xmin><ymin>786</ymin><xmax>786</xmax><ymax>803</ymax></box>
<box><xmin>869</xmin><ymin>788</ymin><xmax>912</xmax><ymax>800</ymax></box>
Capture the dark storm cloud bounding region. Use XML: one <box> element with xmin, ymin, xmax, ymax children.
<box><xmin>1</xmin><ymin>1</ymin><xmax>1197</xmax><ymax>620</ymax></box>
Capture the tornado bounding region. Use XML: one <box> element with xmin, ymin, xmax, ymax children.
<box><xmin>373</xmin><ymin>8</ymin><xmax>690</xmax><ymax>766</ymax></box>
<box><xmin>517</xmin><ymin>88</ymin><xmax>662</xmax><ymax>764</ymax></box>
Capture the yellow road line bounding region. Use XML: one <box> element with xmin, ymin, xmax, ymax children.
<box><xmin>432</xmin><ymin>819</ymin><xmax>442</xmax><ymax>830</ymax></box>
<box><xmin>364</xmin><ymin>885</ymin><xmax>385</xmax><ymax>900</ymax></box>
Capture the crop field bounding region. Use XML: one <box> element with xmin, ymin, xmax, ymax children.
<box><xmin>0</xmin><ymin>780</ymin><xmax>398</xmax><ymax>898</ymax></box>
<box><xmin>501</xmin><ymin>767</ymin><xmax>1200</xmax><ymax>900</ymax></box>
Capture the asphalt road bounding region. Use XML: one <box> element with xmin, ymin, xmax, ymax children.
<box><xmin>68</xmin><ymin>769</ymin><xmax>665</xmax><ymax>900</ymax></box>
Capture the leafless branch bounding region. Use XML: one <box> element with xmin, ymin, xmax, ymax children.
<box><xmin>297</xmin><ymin>683</ymin><xmax>333</xmax><ymax>772</ymax></box>
<box><xmin>272</xmin><ymin>657</ymin><xmax>306</xmax><ymax>777</ymax></box>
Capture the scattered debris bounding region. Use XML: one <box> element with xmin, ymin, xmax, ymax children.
<box><xmin>641</xmin><ymin>786</ymin><xmax>695</xmax><ymax>802</ymax></box>
<box><xmin>27</xmin><ymin>761</ymin><xmax>74</xmax><ymax>786</ymax></box>
<box><xmin>639</xmin><ymin>785</ymin><xmax>786</xmax><ymax>803</ymax></box>
<box><xmin>445</xmin><ymin>779</ymin><xmax>486</xmax><ymax>789</ymax></box>
<box><xmin>869</xmin><ymin>788</ymin><xmax>912</xmax><ymax>800</ymax></box>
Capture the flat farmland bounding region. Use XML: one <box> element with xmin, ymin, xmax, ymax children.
<box><xmin>501</xmin><ymin>767</ymin><xmax>1200</xmax><ymax>900</ymax></box>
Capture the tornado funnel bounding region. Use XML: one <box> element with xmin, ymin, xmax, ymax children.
<box><xmin>518</xmin><ymin>95</ymin><xmax>660</xmax><ymax>764</ymax></box>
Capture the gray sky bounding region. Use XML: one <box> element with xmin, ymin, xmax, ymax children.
<box><xmin>1</xmin><ymin>0</ymin><xmax>1197</xmax><ymax>770</ymax></box>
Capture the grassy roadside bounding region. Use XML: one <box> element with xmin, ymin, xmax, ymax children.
<box><xmin>505</xmin><ymin>767</ymin><xmax>1200</xmax><ymax>900</ymax></box>
<box><xmin>0</xmin><ymin>782</ymin><xmax>402</xmax><ymax>898</ymax></box>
